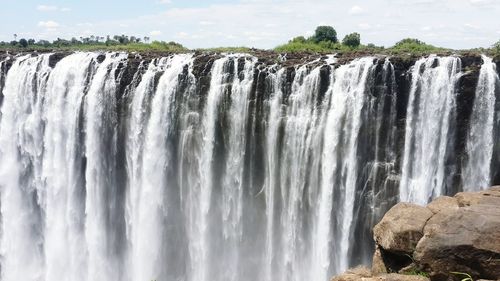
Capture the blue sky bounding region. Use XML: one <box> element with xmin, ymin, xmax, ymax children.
<box><xmin>1</xmin><ymin>0</ymin><xmax>499</xmax><ymax>49</ymax></box>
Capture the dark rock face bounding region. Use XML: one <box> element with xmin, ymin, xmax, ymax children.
<box><xmin>372</xmin><ymin>187</ymin><xmax>500</xmax><ymax>281</ymax></box>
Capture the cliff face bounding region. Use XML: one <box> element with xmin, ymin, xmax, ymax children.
<box><xmin>0</xmin><ymin>51</ymin><xmax>497</xmax><ymax>281</ymax></box>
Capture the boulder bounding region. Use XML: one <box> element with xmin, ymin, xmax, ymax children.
<box><xmin>415</xmin><ymin>201</ymin><xmax>500</xmax><ymax>280</ymax></box>
<box><xmin>366</xmin><ymin>274</ymin><xmax>429</xmax><ymax>281</ymax></box>
<box><xmin>331</xmin><ymin>266</ymin><xmax>430</xmax><ymax>281</ymax></box>
<box><xmin>372</xmin><ymin>247</ymin><xmax>387</xmax><ymax>275</ymax></box>
<box><xmin>426</xmin><ymin>196</ymin><xmax>458</xmax><ymax>214</ymax></box>
<box><xmin>454</xmin><ymin>186</ymin><xmax>500</xmax><ymax>207</ymax></box>
<box><xmin>331</xmin><ymin>266</ymin><xmax>372</xmax><ymax>281</ymax></box>
<box><xmin>373</xmin><ymin>202</ymin><xmax>433</xmax><ymax>254</ymax></box>
<box><xmin>332</xmin><ymin>187</ymin><xmax>500</xmax><ymax>281</ymax></box>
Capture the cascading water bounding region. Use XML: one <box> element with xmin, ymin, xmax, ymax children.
<box><xmin>399</xmin><ymin>56</ymin><xmax>462</xmax><ymax>205</ymax></box>
<box><xmin>462</xmin><ymin>55</ymin><xmax>499</xmax><ymax>191</ymax></box>
<box><xmin>126</xmin><ymin>54</ymin><xmax>194</xmax><ymax>281</ymax></box>
<box><xmin>0</xmin><ymin>51</ymin><xmax>497</xmax><ymax>281</ymax></box>
<box><xmin>42</xmin><ymin>52</ymin><xmax>97</xmax><ymax>281</ymax></box>
<box><xmin>0</xmin><ymin>54</ymin><xmax>52</xmax><ymax>281</ymax></box>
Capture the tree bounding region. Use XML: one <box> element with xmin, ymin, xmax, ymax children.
<box><xmin>289</xmin><ymin>36</ymin><xmax>307</xmax><ymax>43</ymax></box>
<box><xmin>342</xmin><ymin>32</ymin><xmax>361</xmax><ymax>48</ymax></box>
<box><xmin>493</xmin><ymin>40</ymin><xmax>500</xmax><ymax>50</ymax></box>
<box><xmin>27</xmin><ymin>39</ymin><xmax>36</xmax><ymax>45</ymax></box>
<box><xmin>312</xmin><ymin>26</ymin><xmax>338</xmax><ymax>43</ymax></box>
<box><xmin>19</xmin><ymin>38</ymin><xmax>28</xmax><ymax>48</ymax></box>
<box><xmin>13</xmin><ymin>34</ymin><xmax>17</xmax><ymax>41</ymax></box>
<box><xmin>37</xmin><ymin>40</ymin><xmax>51</xmax><ymax>46</ymax></box>
<box><xmin>394</xmin><ymin>38</ymin><xmax>425</xmax><ymax>47</ymax></box>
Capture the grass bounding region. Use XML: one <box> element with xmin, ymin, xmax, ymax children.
<box><xmin>403</xmin><ymin>269</ymin><xmax>430</xmax><ymax>278</ymax></box>
<box><xmin>274</xmin><ymin>38</ymin><xmax>454</xmax><ymax>56</ymax></box>
<box><xmin>0</xmin><ymin>41</ymin><xmax>188</xmax><ymax>53</ymax></box>
<box><xmin>194</xmin><ymin>46</ymin><xmax>253</xmax><ymax>53</ymax></box>
<box><xmin>451</xmin><ymin>272</ymin><xmax>474</xmax><ymax>281</ymax></box>
<box><xmin>2</xmin><ymin>40</ymin><xmax>500</xmax><ymax>59</ymax></box>
<box><xmin>274</xmin><ymin>40</ymin><xmax>356</xmax><ymax>53</ymax></box>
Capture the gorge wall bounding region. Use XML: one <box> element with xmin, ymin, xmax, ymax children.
<box><xmin>0</xmin><ymin>51</ymin><xmax>498</xmax><ymax>281</ymax></box>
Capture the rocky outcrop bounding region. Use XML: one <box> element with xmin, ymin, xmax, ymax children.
<box><xmin>332</xmin><ymin>187</ymin><xmax>500</xmax><ymax>281</ymax></box>
<box><xmin>332</xmin><ymin>266</ymin><xmax>430</xmax><ymax>281</ymax></box>
<box><xmin>373</xmin><ymin>203</ymin><xmax>433</xmax><ymax>254</ymax></box>
<box><xmin>372</xmin><ymin>187</ymin><xmax>500</xmax><ymax>281</ymax></box>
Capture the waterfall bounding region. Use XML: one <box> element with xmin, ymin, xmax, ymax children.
<box><xmin>262</xmin><ymin>66</ymin><xmax>289</xmax><ymax>281</ymax></box>
<box><xmin>399</xmin><ymin>56</ymin><xmax>462</xmax><ymax>205</ymax></box>
<box><xmin>42</xmin><ymin>53</ymin><xmax>97</xmax><ymax>281</ymax></box>
<box><xmin>0</xmin><ymin>51</ymin><xmax>496</xmax><ymax>281</ymax></box>
<box><xmin>0</xmin><ymin>54</ymin><xmax>51</xmax><ymax>281</ymax></box>
<box><xmin>126</xmin><ymin>54</ymin><xmax>194</xmax><ymax>281</ymax></box>
<box><xmin>462</xmin><ymin>55</ymin><xmax>499</xmax><ymax>191</ymax></box>
<box><xmin>220</xmin><ymin>55</ymin><xmax>256</xmax><ymax>281</ymax></box>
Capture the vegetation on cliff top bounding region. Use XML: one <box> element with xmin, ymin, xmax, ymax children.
<box><xmin>0</xmin><ymin>34</ymin><xmax>188</xmax><ymax>53</ymax></box>
<box><xmin>2</xmin><ymin>27</ymin><xmax>500</xmax><ymax>57</ymax></box>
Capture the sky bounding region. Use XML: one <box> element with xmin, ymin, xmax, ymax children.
<box><xmin>0</xmin><ymin>0</ymin><xmax>499</xmax><ymax>49</ymax></box>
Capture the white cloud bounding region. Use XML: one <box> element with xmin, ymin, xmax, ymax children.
<box><xmin>13</xmin><ymin>0</ymin><xmax>499</xmax><ymax>49</ymax></box>
<box><xmin>358</xmin><ymin>23</ymin><xmax>372</xmax><ymax>30</ymax></box>
<box><xmin>175</xmin><ymin>32</ymin><xmax>189</xmax><ymax>39</ymax></box>
<box><xmin>464</xmin><ymin>23</ymin><xmax>480</xmax><ymax>29</ymax></box>
<box><xmin>150</xmin><ymin>30</ymin><xmax>162</xmax><ymax>36</ymax></box>
<box><xmin>37</xmin><ymin>5</ymin><xmax>70</xmax><ymax>12</ymax></box>
<box><xmin>199</xmin><ymin>21</ymin><xmax>214</xmax><ymax>26</ymax></box>
<box><xmin>37</xmin><ymin>5</ymin><xmax>58</xmax><ymax>11</ymax></box>
<box><xmin>38</xmin><ymin>20</ymin><xmax>60</xmax><ymax>29</ymax></box>
<box><xmin>77</xmin><ymin>22</ymin><xmax>94</xmax><ymax>27</ymax></box>
<box><xmin>349</xmin><ymin>5</ymin><xmax>364</xmax><ymax>15</ymax></box>
<box><xmin>469</xmin><ymin>0</ymin><xmax>493</xmax><ymax>5</ymax></box>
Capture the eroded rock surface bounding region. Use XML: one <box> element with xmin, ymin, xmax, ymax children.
<box><xmin>375</xmin><ymin>187</ymin><xmax>500</xmax><ymax>281</ymax></box>
<box><xmin>373</xmin><ymin>202</ymin><xmax>433</xmax><ymax>254</ymax></box>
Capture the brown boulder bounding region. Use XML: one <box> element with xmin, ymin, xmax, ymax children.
<box><xmin>372</xmin><ymin>247</ymin><xmax>388</xmax><ymax>275</ymax></box>
<box><xmin>415</xmin><ymin>192</ymin><xmax>500</xmax><ymax>280</ymax></box>
<box><xmin>331</xmin><ymin>266</ymin><xmax>430</xmax><ymax>281</ymax></box>
<box><xmin>331</xmin><ymin>266</ymin><xmax>372</xmax><ymax>281</ymax></box>
<box><xmin>367</xmin><ymin>274</ymin><xmax>429</xmax><ymax>281</ymax></box>
<box><xmin>373</xmin><ymin>203</ymin><xmax>433</xmax><ymax>254</ymax></box>
<box><xmin>426</xmin><ymin>196</ymin><xmax>458</xmax><ymax>214</ymax></box>
<box><xmin>454</xmin><ymin>186</ymin><xmax>500</xmax><ymax>207</ymax></box>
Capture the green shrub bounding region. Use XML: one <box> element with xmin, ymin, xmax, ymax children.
<box><xmin>389</xmin><ymin>38</ymin><xmax>443</xmax><ymax>53</ymax></box>
<box><xmin>312</xmin><ymin>26</ymin><xmax>338</xmax><ymax>43</ymax></box>
<box><xmin>289</xmin><ymin>36</ymin><xmax>308</xmax><ymax>43</ymax></box>
<box><xmin>19</xmin><ymin>38</ymin><xmax>28</xmax><ymax>48</ymax></box>
<box><xmin>342</xmin><ymin>32</ymin><xmax>361</xmax><ymax>48</ymax></box>
<box><xmin>493</xmin><ymin>40</ymin><xmax>500</xmax><ymax>50</ymax></box>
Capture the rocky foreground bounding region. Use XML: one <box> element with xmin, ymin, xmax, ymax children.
<box><xmin>333</xmin><ymin>187</ymin><xmax>500</xmax><ymax>281</ymax></box>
